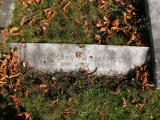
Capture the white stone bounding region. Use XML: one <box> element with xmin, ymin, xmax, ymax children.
<box><xmin>10</xmin><ymin>43</ymin><xmax>150</xmax><ymax>76</ymax></box>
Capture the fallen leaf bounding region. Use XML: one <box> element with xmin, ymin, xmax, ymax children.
<box><xmin>103</xmin><ymin>16</ymin><xmax>110</xmax><ymax>24</ymax></box>
<box><xmin>96</xmin><ymin>23</ymin><xmax>104</xmax><ymax>28</ymax></box>
<box><xmin>136</xmin><ymin>103</ymin><xmax>144</xmax><ymax>109</ymax></box>
<box><xmin>63</xmin><ymin>107</ymin><xmax>72</xmax><ymax>119</ymax></box>
<box><xmin>95</xmin><ymin>34</ymin><xmax>101</xmax><ymax>44</ymax></box>
<box><xmin>112</xmin><ymin>87</ymin><xmax>120</xmax><ymax>95</ymax></box>
<box><xmin>9</xmin><ymin>27</ymin><xmax>21</xmax><ymax>35</ymax></box>
<box><xmin>106</xmin><ymin>29</ymin><xmax>112</xmax><ymax>37</ymax></box>
<box><xmin>39</xmin><ymin>84</ymin><xmax>48</xmax><ymax>89</ymax></box>
<box><xmin>52</xmin><ymin>99</ymin><xmax>59</xmax><ymax>107</ymax></box>
<box><xmin>99</xmin><ymin>0</ymin><xmax>107</xmax><ymax>8</ymax></box>
<box><xmin>18</xmin><ymin>112</ymin><xmax>32</xmax><ymax>120</ymax></box>
<box><xmin>100</xmin><ymin>27</ymin><xmax>107</xmax><ymax>32</ymax></box>
<box><xmin>63</xmin><ymin>2</ymin><xmax>70</xmax><ymax>12</ymax></box>
<box><xmin>44</xmin><ymin>5</ymin><xmax>56</xmax><ymax>21</ymax></box>
<box><xmin>113</xmin><ymin>0</ymin><xmax>126</xmax><ymax>7</ymax></box>
<box><xmin>9</xmin><ymin>94</ymin><xmax>20</xmax><ymax>109</ymax></box>
<box><xmin>112</xmin><ymin>19</ymin><xmax>120</xmax><ymax>27</ymax></box>
<box><xmin>122</xmin><ymin>97</ymin><xmax>127</xmax><ymax>108</ymax></box>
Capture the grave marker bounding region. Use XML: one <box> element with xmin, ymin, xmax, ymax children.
<box><xmin>0</xmin><ymin>0</ymin><xmax>15</xmax><ymax>41</ymax></box>
<box><xmin>0</xmin><ymin>0</ymin><xmax>15</xmax><ymax>27</ymax></box>
<box><xmin>146</xmin><ymin>0</ymin><xmax>160</xmax><ymax>89</ymax></box>
<box><xmin>10</xmin><ymin>43</ymin><xmax>150</xmax><ymax>76</ymax></box>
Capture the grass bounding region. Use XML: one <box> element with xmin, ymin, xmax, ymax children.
<box><xmin>0</xmin><ymin>0</ymin><xmax>156</xmax><ymax>120</ymax></box>
<box><xmin>6</xmin><ymin>0</ymin><xmax>150</xmax><ymax>45</ymax></box>
<box><xmin>18</xmin><ymin>77</ymin><xmax>160</xmax><ymax>120</ymax></box>
<box><xmin>0</xmin><ymin>66</ymin><xmax>159</xmax><ymax>120</ymax></box>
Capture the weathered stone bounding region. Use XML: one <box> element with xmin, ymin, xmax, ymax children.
<box><xmin>10</xmin><ymin>43</ymin><xmax>150</xmax><ymax>76</ymax></box>
<box><xmin>146</xmin><ymin>0</ymin><xmax>160</xmax><ymax>89</ymax></box>
<box><xmin>0</xmin><ymin>0</ymin><xmax>15</xmax><ymax>41</ymax></box>
<box><xmin>0</xmin><ymin>0</ymin><xmax>15</xmax><ymax>27</ymax></box>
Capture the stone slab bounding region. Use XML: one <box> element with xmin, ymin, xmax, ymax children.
<box><xmin>0</xmin><ymin>0</ymin><xmax>15</xmax><ymax>41</ymax></box>
<box><xmin>146</xmin><ymin>0</ymin><xmax>160</xmax><ymax>89</ymax></box>
<box><xmin>10</xmin><ymin>43</ymin><xmax>150</xmax><ymax>76</ymax></box>
<box><xmin>0</xmin><ymin>0</ymin><xmax>15</xmax><ymax>27</ymax></box>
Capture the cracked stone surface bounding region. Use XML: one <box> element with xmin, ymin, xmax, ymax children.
<box><xmin>10</xmin><ymin>43</ymin><xmax>150</xmax><ymax>76</ymax></box>
<box><xmin>147</xmin><ymin>0</ymin><xmax>160</xmax><ymax>89</ymax></box>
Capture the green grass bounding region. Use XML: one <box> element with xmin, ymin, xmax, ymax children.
<box><xmin>20</xmin><ymin>82</ymin><xmax>160</xmax><ymax>120</ymax></box>
<box><xmin>1</xmin><ymin>66</ymin><xmax>160</xmax><ymax>120</ymax></box>
<box><xmin>0</xmin><ymin>68</ymin><xmax>156</xmax><ymax>120</ymax></box>
<box><xmin>6</xmin><ymin>0</ymin><xmax>149</xmax><ymax>45</ymax></box>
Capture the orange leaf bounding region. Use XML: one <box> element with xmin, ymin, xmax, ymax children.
<box><xmin>103</xmin><ymin>16</ymin><xmax>110</xmax><ymax>24</ymax></box>
<box><xmin>106</xmin><ymin>29</ymin><xmax>112</xmax><ymax>37</ymax></box>
<box><xmin>44</xmin><ymin>6</ymin><xmax>56</xmax><ymax>21</ymax></box>
<box><xmin>95</xmin><ymin>35</ymin><xmax>101</xmax><ymax>44</ymax></box>
<box><xmin>0</xmin><ymin>76</ymin><xmax>6</xmax><ymax>81</ymax></box>
<box><xmin>96</xmin><ymin>23</ymin><xmax>104</xmax><ymax>28</ymax></box>
<box><xmin>63</xmin><ymin>2</ymin><xmax>70</xmax><ymax>12</ymax></box>
<box><xmin>112</xmin><ymin>19</ymin><xmax>119</xmax><ymax>27</ymax></box>
<box><xmin>39</xmin><ymin>84</ymin><xmax>48</xmax><ymax>89</ymax></box>
<box><xmin>18</xmin><ymin>112</ymin><xmax>32</xmax><ymax>120</ymax></box>
<box><xmin>136</xmin><ymin>103</ymin><xmax>144</xmax><ymax>109</ymax></box>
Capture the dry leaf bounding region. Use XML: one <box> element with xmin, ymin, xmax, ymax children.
<box><xmin>22</xmin><ymin>0</ymin><xmax>34</xmax><ymax>8</ymax></box>
<box><xmin>44</xmin><ymin>5</ymin><xmax>56</xmax><ymax>21</ymax></box>
<box><xmin>96</xmin><ymin>23</ymin><xmax>104</xmax><ymax>28</ymax></box>
<box><xmin>9</xmin><ymin>94</ymin><xmax>20</xmax><ymax>109</ymax></box>
<box><xmin>63</xmin><ymin>2</ymin><xmax>70</xmax><ymax>12</ymax></box>
<box><xmin>100</xmin><ymin>27</ymin><xmax>107</xmax><ymax>32</ymax></box>
<box><xmin>39</xmin><ymin>84</ymin><xmax>48</xmax><ymax>89</ymax></box>
<box><xmin>0</xmin><ymin>81</ymin><xmax>7</xmax><ymax>86</ymax></box>
<box><xmin>112</xmin><ymin>87</ymin><xmax>120</xmax><ymax>95</ymax></box>
<box><xmin>136</xmin><ymin>103</ymin><xmax>144</xmax><ymax>109</ymax></box>
<box><xmin>112</xmin><ymin>19</ymin><xmax>119</xmax><ymax>27</ymax></box>
<box><xmin>95</xmin><ymin>34</ymin><xmax>101</xmax><ymax>44</ymax></box>
<box><xmin>99</xmin><ymin>0</ymin><xmax>107</xmax><ymax>8</ymax></box>
<box><xmin>122</xmin><ymin>97</ymin><xmax>127</xmax><ymax>108</ymax></box>
<box><xmin>103</xmin><ymin>16</ymin><xmax>110</xmax><ymax>24</ymax></box>
<box><xmin>113</xmin><ymin>0</ymin><xmax>126</xmax><ymax>6</ymax></box>
<box><xmin>18</xmin><ymin>112</ymin><xmax>32</xmax><ymax>120</ymax></box>
<box><xmin>0</xmin><ymin>76</ymin><xmax>6</xmax><ymax>81</ymax></box>
<box><xmin>63</xmin><ymin>107</ymin><xmax>72</xmax><ymax>119</ymax></box>
<box><xmin>52</xmin><ymin>99</ymin><xmax>59</xmax><ymax>107</ymax></box>
<box><xmin>39</xmin><ymin>19</ymin><xmax>50</xmax><ymax>32</ymax></box>
<box><xmin>0</xmin><ymin>29</ymin><xmax>8</xmax><ymax>45</ymax></box>
<box><xmin>106</xmin><ymin>29</ymin><xmax>112</xmax><ymax>37</ymax></box>
<box><xmin>20</xmin><ymin>17</ymin><xmax>29</xmax><ymax>26</ymax></box>
<box><xmin>9</xmin><ymin>27</ymin><xmax>21</xmax><ymax>35</ymax></box>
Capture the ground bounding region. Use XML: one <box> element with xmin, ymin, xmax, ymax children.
<box><xmin>0</xmin><ymin>0</ymin><xmax>160</xmax><ymax>120</ymax></box>
<box><xmin>5</xmin><ymin>0</ymin><xmax>150</xmax><ymax>45</ymax></box>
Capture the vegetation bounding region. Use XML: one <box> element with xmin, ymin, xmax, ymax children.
<box><xmin>0</xmin><ymin>0</ymin><xmax>158</xmax><ymax>120</ymax></box>
<box><xmin>4</xmin><ymin>0</ymin><xmax>150</xmax><ymax>45</ymax></box>
<box><xmin>0</xmin><ymin>49</ymin><xmax>158</xmax><ymax>120</ymax></box>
